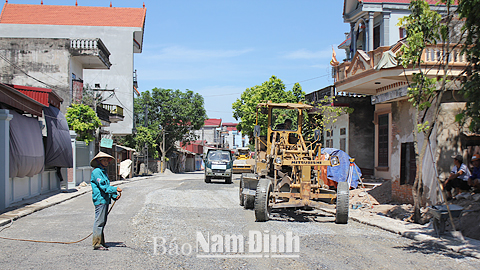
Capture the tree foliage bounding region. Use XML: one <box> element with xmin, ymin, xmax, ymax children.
<box><xmin>458</xmin><ymin>0</ymin><xmax>480</xmax><ymax>132</ymax></box>
<box><xmin>397</xmin><ymin>0</ymin><xmax>454</xmax><ymax>223</ymax></box>
<box><xmin>65</xmin><ymin>103</ymin><xmax>101</xmax><ymax>144</ymax></box>
<box><xmin>232</xmin><ymin>76</ymin><xmax>305</xmax><ymax>137</ymax></box>
<box><xmin>307</xmin><ymin>95</ymin><xmax>354</xmax><ymax>141</ymax></box>
<box><xmin>127</xmin><ymin>88</ymin><xmax>207</xmax><ymax>158</ymax></box>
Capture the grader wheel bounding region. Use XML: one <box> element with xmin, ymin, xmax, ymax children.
<box><xmin>254</xmin><ymin>178</ymin><xmax>273</xmax><ymax>222</ymax></box>
<box><xmin>239</xmin><ymin>174</ymin><xmax>255</xmax><ymax>209</ymax></box>
<box><xmin>335</xmin><ymin>181</ymin><xmax>349</xmax><ymax>224</ymax></box>
<box><xmin>239</xmin><ymin>175</ymin><xmax>245</xmax><ymax>206</ymax></box>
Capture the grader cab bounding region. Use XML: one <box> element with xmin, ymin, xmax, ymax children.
<box><xmin>239</xmin><ymin>102</ymin><xmax>349</xmax><ymax>223</ymax></box>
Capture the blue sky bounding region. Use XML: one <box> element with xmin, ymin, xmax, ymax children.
<box><xmin>6</xmin><ymin>0</ymin><xmax>347</xmax><ymax>123</ymax></box>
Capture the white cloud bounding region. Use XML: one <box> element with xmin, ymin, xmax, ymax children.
<box><xmin>283</xmin><ymin>48</ymin><xmax>331</xmax><ymax>60</ymax></box>
<box><xmin>139</xmin><ymin>46</ymin><xmax>254</xmax><ymax>62</ymax></box>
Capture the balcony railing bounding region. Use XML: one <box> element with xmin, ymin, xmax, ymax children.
<box><xmin>334</xmin><ymin>43</ymin><xmax>469</xmax><ymax>83</ymax></box>
<box><xmin>101</xmin><ymin>103</ymin><xmax>124</xmax><ymax>116</ymax></box>
<box><xmin>70</xmin><ymin>38</ymin><xmax>112</xmax><ymax>68</ymax></box>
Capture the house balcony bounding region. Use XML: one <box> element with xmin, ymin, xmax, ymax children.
<box><xmin>70</xmin><ymin>38</ymin><xmax>112</xmax><ymax>69</ymax></box>
<box><xmin>100</xmin><ymin>103</ymin><xmax>124</xmax><ymax>123</ymax></box>
<box><xmin>334</xmin><ymin>42</ymin><xmax>468</xmax><ymax>96</ymax></box>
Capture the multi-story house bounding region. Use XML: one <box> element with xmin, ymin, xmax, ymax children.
<box><xmin>0</xmin><ymin>2</ymin><xmax>146</xmax><ymax>135</ymax></box>
<box><xmin>334</xmin><ymin>0</ymin><xmax>468</xmax><ymax>204</ymax></box>
<box><xmin>306</xmin><ymin>85</ymin><xmax>375</xmax><ymax>176</ymax></box>
<box><xmin>195</xmin><ymin>119</ymin><xmax>223</xmax><ymax>150</ymax></box>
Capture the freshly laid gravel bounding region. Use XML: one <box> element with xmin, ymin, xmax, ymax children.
<box><xmin>0</xmin><ymin>172</ymin><xmax>478</xmax><ymax>269</ymax></box>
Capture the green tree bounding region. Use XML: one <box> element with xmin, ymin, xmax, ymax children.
<box><xmin>131</xmin><ymin>88</ymin><xmax>207</xmax><ymax>160</ymax></box>
<box><xmin>458</xmin><ymin>0</ymin><xmax>480</xmax><ymax>132</ymax></box>
<box><xmin>397</xmin><ymin>0</ymin><xmax>455</xmax><ymax>222</ymax></box>
<box><xmin>232</xmin><ymin>76</ymin><xmax>305</xmax><ymax>137</ymax></box>
<box><xmin>306</xmin><ymin>95</ymin><xmax>354</xmax><ymax>142</ymax></box>
<box><xmin>65</xmin><ymin>103</ymin><xmax>101</xmax><ymax>144</ymax></box>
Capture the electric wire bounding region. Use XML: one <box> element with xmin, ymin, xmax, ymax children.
<box><xmin>0</xmin><ymin>53</ymin><xmax>70</xmax><ymax>95</ymax></box>
<box><xmin>201</xmin><ymin>73</ymin><xmax>330</xmax><ymax>98</ymax></box>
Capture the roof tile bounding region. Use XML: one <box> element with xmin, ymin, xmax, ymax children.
<box><xmin>0</xmin><ymin>3</ymin><xmax>146</xmax><ymax>28</ymax></box>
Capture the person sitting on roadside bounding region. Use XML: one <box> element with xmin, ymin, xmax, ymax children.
<box><xmin>444</xmin><ymin>155</ymin><xmax>471</xmax><ymax>200</ymax></box>
<box><xmin>468</xmin><ymin>154</ymin><xmax>480</xmax><ymax>193</ymax></box>
<box><xmin>276</xmin><ymin>118</ymin><xmax>292</xmax><ymax>130</ymax></box>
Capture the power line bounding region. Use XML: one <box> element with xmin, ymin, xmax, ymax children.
<box><xmin>285</xmin><ymin>74</ymin><xmax>330</xmax><ymax>86</ymax></box>
<box><xmin>0</xmin><ymin>53</ymin><xmax>70</xmax><ymax>95</ymax></box>
<box><xmin>201</xmin><ymin>73</ymin><xmax>330</xmax><ymax>97</ymax></box>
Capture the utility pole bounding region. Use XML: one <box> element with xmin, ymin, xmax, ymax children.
<box><xmin>144</xmin><ymin>104</ymin><xmax>148</xmax><ymax>175</ymax></box>
<box><xmin>161</xmin><ymin>129</ymin><xmax>166</xmax><ymax>173</ymax></box>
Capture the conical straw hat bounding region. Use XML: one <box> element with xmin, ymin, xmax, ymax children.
<box><xmin>90</xmin><ymin>151</ymin><xmax>114</xmax><ymax>167</ymax></box>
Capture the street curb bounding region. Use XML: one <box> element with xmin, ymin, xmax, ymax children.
<box><xmin>318</xmin><ymin>207</ymin><xmax>480</xmax><ymax>260</ymax></box>
<box><xmin>0</xmin><ymin>173</ymin><xmax>162</xmax><ymax>228</ymax></box>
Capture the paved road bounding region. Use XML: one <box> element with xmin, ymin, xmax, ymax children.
<box><xmin>0</xmin><ymin>172</ymin><xmax>479</xmax><ymax>269</ymax></box>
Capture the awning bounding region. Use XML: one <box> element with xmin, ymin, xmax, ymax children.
<box><xmin>116</xmin><ymin>145</ymin><xmax>136</xmax><ymax>152</ymax></box>
<box><xmin>9</xmin><ymin>110</ymin><xmax>45</xmax><ymax>178</ymax></box>
<box><xmin>43</xmin><ymin>106</ymin><xmax>73</xmax><ymax>168</ymax></box>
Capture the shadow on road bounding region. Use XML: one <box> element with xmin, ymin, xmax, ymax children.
<box><xmin>106</xmin><ymin>242</ymin><xmax>128</xmax><ymax>248</ymax></box>
<box><xmin>393</xmin><ymin>240</ymin><xmax>467</xmax><ymax>259</ymax></box>
<box><xmin>269</xmin><ymin>208</ymin><xmax>335</xmax><ymax>223</ymax></box>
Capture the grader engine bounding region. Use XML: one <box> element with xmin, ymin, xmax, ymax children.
<box><xmin>239</xmin><ymin>102</ymin><xmax>349</xmax><ymax>223</ymax></box>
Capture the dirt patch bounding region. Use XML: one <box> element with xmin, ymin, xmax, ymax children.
<box><xmin>450</xmin><ymin>195</ymin><xmax>480</xmax><ymax>240</ymax></box>
<box><xmin>349</xmin><ymin>181</ymin><xmax>480</xmax><ymax>240</ymax></box>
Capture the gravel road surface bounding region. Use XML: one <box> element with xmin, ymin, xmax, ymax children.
<box><xmin>0</xmin><ymin>172</ymin><xmax>479</xmax><ymax>269</ymax></box>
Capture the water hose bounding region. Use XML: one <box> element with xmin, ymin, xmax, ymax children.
<box><xmin>0</xmin><ymin>200</ymin><xmax>117</xmax><ymax>244</ymax></box>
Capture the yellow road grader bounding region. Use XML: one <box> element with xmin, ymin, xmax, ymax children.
<box><xmin>232</xmin><ymin>147</ymin><xmax>255</xmax><ymax>174</ymax></box>
<box><xmin>239</xmin><ymin>102</ymin><xmax>349</xmax><ymax>223</ymax></box>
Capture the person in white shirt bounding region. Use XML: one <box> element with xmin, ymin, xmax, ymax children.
<box><xmin>444</xmin><ymin>155</ymin><xmax>471</xmax><ymax>200</ymax></box>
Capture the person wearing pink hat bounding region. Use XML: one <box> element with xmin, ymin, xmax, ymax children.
<box><xmin>90</xmin><ymin>151</ymin><xmax>123</xmax><ymax>251</ymax></box>
<box><xmin>468</xmin><ymin>154</ymin><xmax>480</xmax><ymax>193</ymax></box>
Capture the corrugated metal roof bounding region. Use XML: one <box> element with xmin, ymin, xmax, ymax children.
<box><xmin>9</xmin><ymin>84</ymin><xmax>63</xmax><ymax>109</ymax></box>
<box><xmin>0</xmin><ymin>83</ymin><xmax>44</xmax><ymax>116</ymax></box>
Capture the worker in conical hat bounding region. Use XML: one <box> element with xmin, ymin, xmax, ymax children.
<box><xmin>90</xmin><ymin>151</ymin><xmax>122</xmax><ymax>251</ymax></box>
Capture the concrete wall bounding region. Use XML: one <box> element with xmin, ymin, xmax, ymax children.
<box><xmin>0</xmin><ymin>24</ymin><xmax>141</xmax><ymax>135</ymax></box>
<box><xmin>436</xmin><ymin>102</ymin><xmax>467</xmax><ymax>180</ymax></box>
<box><xmin>389</xmin><ymin>11</ymin><xmax>410</xmax><ymax>45</ymax></box>
<box><xmin>195</xmin><ymin>127</ymin><xmax>218</xmax><ymax>147</ymax></box>
<box><xmin>8</xmin><ymin>170</ymin><xmax>59</xmax><ymax>205</ymax></box>
<box><xmin>224</xmin><ymin>131</ymin><xmax>246</xmax><ymax>149</ymax></box>
<box><xmin>325</xmin><ymin>113</ymin><xmax>349</xmax><ymax>152</ymax></box>
<box><xmin>0</xmin><ymin>38</ymin><xmax>74</xmax><ymax>112</ymax></box>
<box><xmin>389</xmin><ymin>100</ymin><xmax>416</xmax><ymax>203</ymax></box>
<box><xmin>346</xmin><ymin>97</ymin><xmax>375</xmax><ymax>171</ymax></box>
<box><xmin>386</xmin><ymin>99</ymin><xmax>468</xmax><ymax>205</ymax></box>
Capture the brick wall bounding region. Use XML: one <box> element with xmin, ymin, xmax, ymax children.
<box><xmin>391</xmin><ymin>180</ymin><xmax>414</xmax><ymax>204</ymax></box>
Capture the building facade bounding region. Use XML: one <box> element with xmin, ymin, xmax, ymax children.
<box><xmin>306</xmin><ymin>86</ymin><xmax>375</xmax><ymax>176</ymax></box>
<box><xmin>334</xmin><ymin>0</ymin><xmax>467</xmax><ymax>204</ymax></box>
<box><xmin>0</xmin><ymin>2</ymin><xmax>146</xmax><ymax>135</ymax></box>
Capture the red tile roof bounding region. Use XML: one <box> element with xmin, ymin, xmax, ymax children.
<box><xmin>0</xmin><ymin>3</ymin><xmax>146</xmax><ymax>28</ymax></box>
<box><xmin>222</xmin><ymin>122</ymin><xmax>238</xmax><ymax>127</ymax></box>
<box><xmin>204</xmin><ymin>119</ymin><xmax>222</xmax><ymax>127</ymax></box>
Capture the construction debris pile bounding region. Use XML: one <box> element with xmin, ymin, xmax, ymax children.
<box><xmin>349</xmin><ymin>180</ymin><xmax>480</xmax><ymax>241</ymax></box>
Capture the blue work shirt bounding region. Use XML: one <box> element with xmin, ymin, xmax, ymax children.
<box><xmin>91</xmin><ymin>167</ymin><xmax>118</xmax><ymax>206</ymax></box>
<box><xmin>470</xmin><ymin>166</ymin><xmax>480</xmax><ymax>181</ymax></box>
